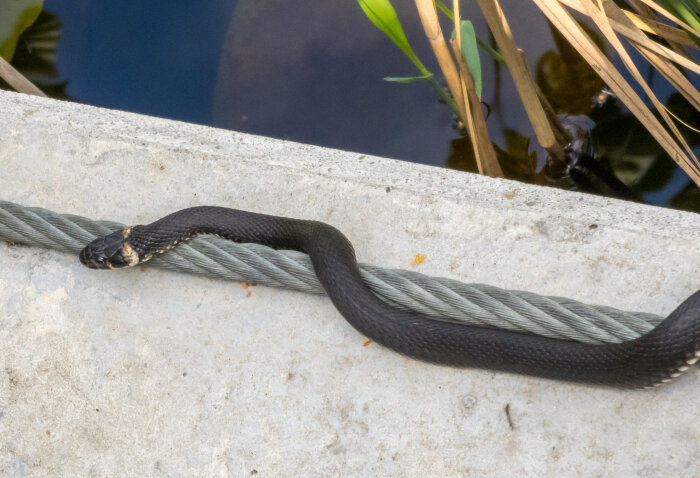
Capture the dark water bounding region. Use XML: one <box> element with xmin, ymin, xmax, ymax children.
<box><xmin>13</xmin><ymin>0</ymin><xmax>700</xmax><ymax>212</ymax></box>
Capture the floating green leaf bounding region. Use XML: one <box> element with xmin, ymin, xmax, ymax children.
<box><xmin>383</xmin><ymin>73</ymin><xmax>434</xmax><ymax>83</ymax></box>
<box><xmin>357</xmin><ymin>0</ymin><xmax>430</xmax><ymax>75</ymax></box>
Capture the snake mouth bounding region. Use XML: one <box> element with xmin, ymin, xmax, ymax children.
<box><xmin>79</xmin><ymin>228</ymin><xmax>139</xmax><ymax>269</ymax></box>
<box><xmin>79</xmin><ymin>246</ymin><xmax>113</xmax><ymax>269</ymax></box>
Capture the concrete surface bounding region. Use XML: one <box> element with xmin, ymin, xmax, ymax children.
<box><xmin>0</xmin><ymin>89</ymin><xmax>698</xmax><ymax>477</ymax></box>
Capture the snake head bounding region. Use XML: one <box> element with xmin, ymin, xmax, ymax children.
<box><xmin>79</xmin><ymin>228</ymin><xmax>139</xmax><ymax>269</ymax></box>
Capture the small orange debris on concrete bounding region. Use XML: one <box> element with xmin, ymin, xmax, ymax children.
<box><xmin>241</xmin><ymin>282</ymin><xmax>254</xmax><ymax>297</ymax></box>
<box><xmin>410</xmin><ymin>254</ymin><xmax>426</xmax><ymax>266</ymax></box>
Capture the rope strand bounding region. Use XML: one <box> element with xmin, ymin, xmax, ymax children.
<box><xmin>0</xmin><ymin>199</ymin><xmax>662</xmax><ymax>344</ymax></box>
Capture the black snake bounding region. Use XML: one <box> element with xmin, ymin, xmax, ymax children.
<box><xmin>79</xmin><ymin>206</ymin><xmax>700</xmax><ymax>388</ymax></box>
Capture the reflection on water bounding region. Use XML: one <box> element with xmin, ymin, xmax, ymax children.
<box><xmin>536</xmin><ymin>22</ymin><xmax>606</xmax><ymax>117</ymax></box>
<box><xmin>0</xmin><ymin>10</ymin><xmax>69</xmax><ymax>98</ymax></box>
<box><xmin>6</xmin><ymin>0</ymin><xmax>699</xmax><ymax>212</ymax></box>
<box><xmin>213</xmin><ymin>0</ymin><xmax>458</xmax><ymax>166</ymax></box>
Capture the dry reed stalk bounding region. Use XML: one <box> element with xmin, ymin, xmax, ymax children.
<box><xmin>607</xmin><ymin>25</ymin><xmax>699</xmax><ymax>73</ymax></box>
<box><xmin>634</xmin><ymin>48</ymin><xmax>700</xmax><ymax>112</ymax></box>
<box><xmin>548</xmin><ymin>0</ymin><xmax>700</xmax><ymax>183</ymax></box>
<box><xmin>530</xmin><ymin>80</ymin><xmax>573</xmax><ymax>148</ymax></box>
<box><xmin>627</xmin><ymin>0</ymin><xmax>696</xmax><ymax>32</ymax></box>
<box><xmin>532</xmin><ymin>0</ymin><xmax>700</xmax><ymax>185</ymax></box>
<box><xmin>560</xmin><ymin>0</ymin><xmax>697</xmax><ymax>49</ymax></box>
<box><xmin>451</xmin><ymin>0</ymin><xmax>503</xmax><ymax>177</ymax></box>
<box><xmin>474</xmin><ymin>0</ymin><xmax>566</xmax><ymax>162</ymax></box>
<box><xmin>600</xmin><ymin>0</ymin><xmax>700</xmax><ymax>111</ymax></box>
<box><xmin>0</xmin><ymin>56</ymin><xmax>45</xmax><ymax>97</ymax></box>
<box><xmin>583</xmin><ymin>0</ymin><xmax>699</xmax><ymax>176</ymax></box>
<box><xmin>560</xmin><ymin>0</ymin><xmax>700</xmax><ymax>110</ymax></box>
<box><xmin>451</xmin><ymin>0</ymin><xmax>483</xmax><ymax>174</ymax></box>
<box><xmin>452</xmin><ymin>38</ymin><xmax>504</xmax><ymax>177</ymax></box>
<box><xmin>414</xmin><ymin>0</ymin><xmax>466</xmax><ymax>119</ymax></box>
<box><xmin>626</xmin><ymin>0</ymin><xmax>694</xmax><ymax>53</ymax></box>
<box><xmin>559</xmin><ymin>0</ymin><xmax>698</xmax><ymax>72</ymax></box>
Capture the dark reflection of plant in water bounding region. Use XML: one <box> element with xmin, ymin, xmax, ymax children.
<box><xmin>447</xmin><ymin>129</ymin><xmax>547</xmax><ymax>185</ymax></box>
<box><xmin>536</xmin><ymin>22</ymin><xmax>606</xmax><ymax>117</ymax></box>
<box><xmin>588</xmin><ymin>92</ymin><xmax>700</xmax><ymax>212</ymax></box>
<box><xmin>450</xmin><ymin>77</ymin><xmax>700</xmax><ymax>212</ymax></box>
<box><xmin>481</xmin><ymin>19</ymin><xmax>699</xmax><ymax>212</ymax></box>
<box><xmin>0</xmin><ymin>10</ymin><xmax>70</xmax><ymax>99</ymax></box>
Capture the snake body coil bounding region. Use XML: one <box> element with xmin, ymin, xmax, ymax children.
<box><xmin>79</xmin><ymin>206</ymin><xmax>700</xmax><ymax>388</ymax></box>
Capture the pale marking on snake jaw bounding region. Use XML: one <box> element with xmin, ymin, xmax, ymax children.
<box><xmin>120</xmin><ymin>227</ymin><xmax>140</xmax><ymax>267</ymax></box>
<box><xmin>121</xmin><ymin>241</ymin><xmax>140</xmax><ymax>267</ymax></box>
<box><xmin>687</xmin><ymin>356</ymin><xmax>699</xmax><ymax>365</ymax></box>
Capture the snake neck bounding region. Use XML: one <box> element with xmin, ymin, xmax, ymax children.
<box><xmin>125</xmin><ymin>206</ymin><xmax>318</xmax><ymax>264</ymax></box>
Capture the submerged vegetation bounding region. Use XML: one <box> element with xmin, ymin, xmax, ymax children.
<box><xmin>358</xmin><ymin>0</ymin><xmax>700</xmax><ymax>204</ymax></box>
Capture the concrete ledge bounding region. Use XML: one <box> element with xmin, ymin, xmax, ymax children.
<box><xmin>0</xmin><ymin>90</ymin><xmax>698</xmax><ymax>476</ymax></box>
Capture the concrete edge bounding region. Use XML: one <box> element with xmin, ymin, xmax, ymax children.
<box><xmin>2</xmin><ymin>89</ymin><xmax>699</xmax><ymax>240</ymax></box>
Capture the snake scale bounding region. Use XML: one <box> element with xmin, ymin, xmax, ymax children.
<box><xmin>79</xmin><ymin>206</ymin><xmax>700</xmax><ymax>388</ymax></box>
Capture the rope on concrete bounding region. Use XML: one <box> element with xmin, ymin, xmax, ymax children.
<box><xmin>0</xmin><ymin>199</ymin><xmax>663</xmax><ymax>344</ymax></box>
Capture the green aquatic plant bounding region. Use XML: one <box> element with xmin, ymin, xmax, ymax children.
<box><xmin>0</xmin><ymin>0</ymin><xmax>43</xmax><ymax>61</ymax></box>
<box><xmin>0</xmin><ymin>5</ymin><xmax>68</xmax><ymax>100</ymax></box>
<box><xmin>357</xmin><ymin>0</ymin><xmax>462</xmax><ymax>117</ymax></box>
<box><xmin>358</xmin><ymin>0</ymin><xmax>700</xmax><ymax>190</ymax></box>
<box><xmin>654</xmin><ymin>0</ymin><xmax>700</xmax><ymax>45</ymax></box>
<box><xmin>359</xmin><ymin>0</ymin><xmax>506</xmax><ymax>176</ymax></box>
<box><xmin>357</xmin><ymin>0</ymin><xmax>504</xmax><ymax>101</ymax></box>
